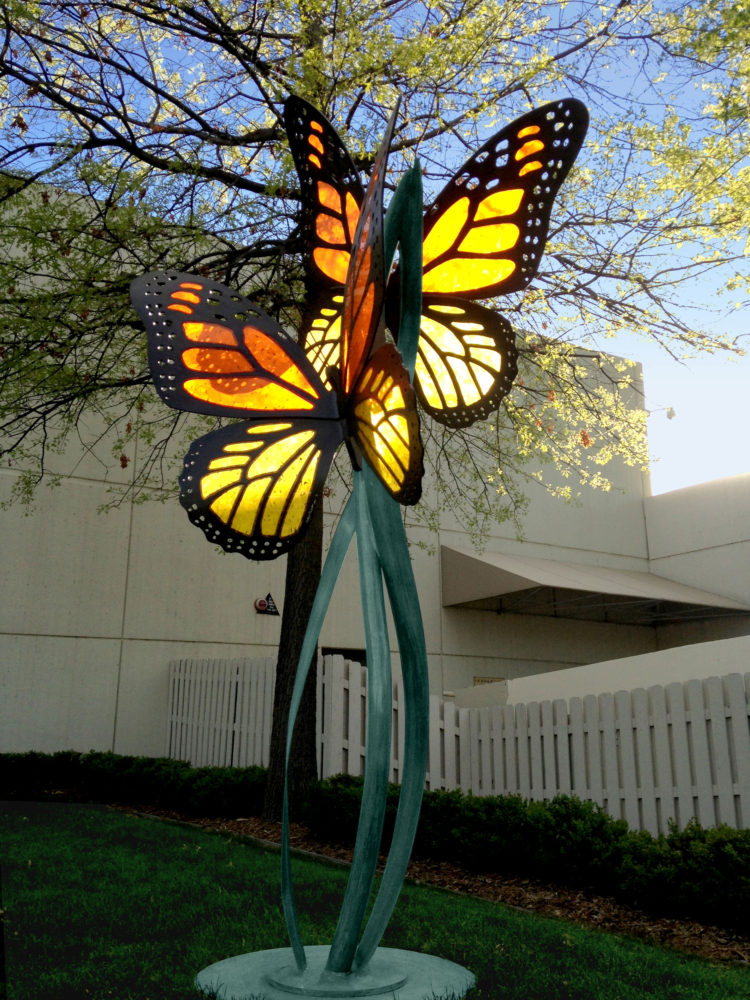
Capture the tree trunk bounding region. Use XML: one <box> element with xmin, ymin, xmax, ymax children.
<box><xmin>261</xmin><ymin>498</ymin><xmax>323</xmax><ymax>820</ymax></box>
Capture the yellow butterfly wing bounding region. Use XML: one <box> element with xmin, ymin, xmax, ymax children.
<box><xmin>385</xmin><ymin>99</ymin><xmax>587</xmax><ymax>426</ymax></box>
<box><xmin>420</xmin><ymin>99</ymin><xmax>589</xmax><ymax>298</ymax></box>
<box><xmin>180</xmin><ymin>419</ymin><xmax>343</xmax><ymax>560</ymax></box>
<box><xmin>350</xmin><ymin>344</ymin><xmax>423</xmax><ymax>506</ymax></box>
<box><xmin>131</xmin><ymin>271</ymin><xmax>347</xmax><ymax>560</ymax></box>
<box><xmin>301</xmin><ymin>289</ymin><xmax>344</xmax><ymax>390</ymax></box>
<box><xmin>414</xmin><ymin>299</ymin><xmax>518</xmax><ymax>428</ymax></box>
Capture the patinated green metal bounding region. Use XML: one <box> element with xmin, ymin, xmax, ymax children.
<box><xmin>278</xmin><ymin>162</ymin><xmax>432</xmax><ymax>980</ymax></box>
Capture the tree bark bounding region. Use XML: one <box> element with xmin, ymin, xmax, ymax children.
<box><xmin>261</xmin><ymin>498</ymin><xmax>323</xmax><ymax>820</ymax></box>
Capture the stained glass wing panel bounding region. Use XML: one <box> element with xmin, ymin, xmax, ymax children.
<box><xmin>414</xmin><ymin>298</ymin><xmax>518</xmax><ymax>427</ymax></box>
<box><xmin>284</xmin><ymin>96</ymin><xmax>364</xmax><ymax>287</ymax></box>
<box><xmin>179</xmin><ymin>418</ymin><xmax>343</xmax><ymax>560</ymax></box>
<box><xmin>301</xmin><ymin>287</ymin><xmax>345</xmax><ymax>390</ymax></box>
<box><xmin>340</xmin><ymin>102</ymin><xmax>399</xmax><ymax>395</ymax></box>
<box><xmin>130</xmin><ymin>271</ymin><xmax>337</xmax><ymax>419</ymax></box>
<box><xmin>350</xmin><ymin>343</ymin><xmax>423</xmax><ymax>506</ymax></box>
<box><xmin>419</xmin><ymin>99</ymin><xmax>588</xmax><ymax>299</ymax></box>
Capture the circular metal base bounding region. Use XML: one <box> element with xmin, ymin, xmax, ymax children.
<box><xmin>196</xmin><ymin>945</ymin><xmax>475</xmax><ymax>1000</ymax></box>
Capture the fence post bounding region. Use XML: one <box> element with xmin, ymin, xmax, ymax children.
<box><xmin>685</xmin><ymin>678</ymin><xmax>715</xmax><ymax>826</ymax></box>
<box><xmin>705</xmin><ymin>675</ymin><xmax>735</xmax><ymax>826</ymax></box>
<box><xmin>554</xmin><ymin>698</ymin><xmax>571</xmax><ymax>798</ymax></box>
<box><xmin>726</xmin><ymin>673</ymin><xmax>750</xmax><ymax>828</ymax></box>
<box><xmin>427</xmin><ymin>695</ymin><xmax>442</xmax><ymax>790</ymax></box>
<box><xmin>648</xmin><ymin>683</ymin><xmax>675</xmax><ymax>833</ymax></box>
<box><xmin>568</xmin><ymin>697</ymin><xmax>586</xmax><ymax>802</ymax></box>
<box><xmin>443</xmin><ymin>700</ymin><xmax>459</xmax><ymax>790</ymax></box>
<box><xmin>632</xmin><ymin>688</ymin><xmax>657</xmax><ymax>835</ymax></box>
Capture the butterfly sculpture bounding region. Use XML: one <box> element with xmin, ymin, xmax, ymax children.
<box><xmin>133</xmin><ymin>95</ymin><xmax>589</xmax><ymax>992</ymax></box>
<box><xmin>284</xmin><ymin>95</ymin><xmax>588</xmax><ymax>428</ymax></box>
<box><xmin>131</xmin><ymin>96</ymin><xmax>587</xmax><ymax>563</ymax></box>
<box><xmin>130</xmin><ymin>105</ymin><xmax>423</xmax><ymax>561</ymax></box>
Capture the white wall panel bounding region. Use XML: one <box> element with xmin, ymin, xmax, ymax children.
<box><xmin>3</xmin><ymin>412</ymin><xmax>135</xmax><ymax>486</ymax></box>
<box><xmin>649</xmin><ymin>543</ymin><xmax>750</xmax><ymax>606</ymax></box>
<box><xmin>441</xmin><ymin>655</ymin><xmax>562</xmax><ymax>693</ymax></box>
<box><xmin>0</xmin><ymin>635</ymin><xmax>120</xmax><ymax>752</ymax></box>
<box><xmin>646</xmin><ymin>474</ymin><xmax>750</xmax><ymax>559</ymax></box>
<box><xmin>437</xmin><ymin>469</ymin><xmax>649</xmax><ymax>565</ymax></box>
<box><xmin>0</xmin><ymin>472</ymin><xmax>131</xmax><ymax>637</ymax></box>
<box><xmin>656</xmin><ymin>614</ymin><xmax>750</xmax><ymax>651</ymax></box>
<box><xmin>122</xmin><ymin>496</ymin><xmax>287</xmax><ymax>644</ymax></box>
<box><xmin>441</xmin><ymin>608</ymin><xmax>656</xmax><ymax>663</ymax></box>
<box><xmin>507</xmin><ymin>634</ymin><xmax>750</xmax><ymax>704</ymax></box>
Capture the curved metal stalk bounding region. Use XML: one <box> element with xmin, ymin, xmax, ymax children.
<box><xmin>354</xmin><ymin>463</ymin><xmax>429</xmax><ymax>970</ymax></box>
<box><xmin>280</xmin><ymin>160</ymin><xmax>425</xmax><ymax>975</ymax></box>
<box><xmin>325</xmin><ymin>472</ymin><xmax>393</xmax><ymax>972</ymax></box>
<box><xmin>280</xmin><ymin>498</ymin><xmax>357</xmax><ymax>970</ymax></box>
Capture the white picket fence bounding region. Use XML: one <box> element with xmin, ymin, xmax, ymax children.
<box><xmin>166</xmin><ymin>656</ymin><xmax>750</xmax><ymax>835</ymax></box>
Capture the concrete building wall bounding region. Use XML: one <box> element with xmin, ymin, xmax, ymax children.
<box><xmin>496</xmin><ymin>476</ymin><xmax>750</xmax><ymax>704</ymax></box>
<box><xmin>506</xmin><ymin>634</ymin><xmax>750</xmax><ymax>704</ymax></box>
<box><xmin>0</xmin><ymin>445</ymin><xmax>653</xmax><ymax>755</ymax></box>
<box><xmin>646</xmin><ymin>474</ymin><xmax>750</xmax><ymax>609</ymax></box>
<box><xmin>3</xmin><ymin>408</ymin><xmax>748</xmax><ymax>757</ymax></box>
<box><xmin>0</xmin><ymin>463</ymin><xmax>289</xmax><ymax>756</ymax></box>
<box><xmin>438</xmin><ymin>606</ymin><xmax>658</xmax><ymax>693</ymax></box>
<box><xmin>428</xmin><ymin>451</ymin><xmax>657</xmax><ymax>692</ymax></box>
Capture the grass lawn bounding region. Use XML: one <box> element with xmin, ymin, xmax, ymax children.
<box><xmin>2</xmin><ymin>801</ymin><xmax>749</xmax><ymax>1000</ymax></box>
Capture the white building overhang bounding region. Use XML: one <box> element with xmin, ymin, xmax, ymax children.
<box><xmin>440</xmin><ymin>545</ymin><xmax>750</xmax><ymax>626</ymax></box>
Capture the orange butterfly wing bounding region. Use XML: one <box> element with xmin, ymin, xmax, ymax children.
<box><xmin>339</xmin><ymin>103</ymin><xmax>396</xmax><ymax>396</ymax></box>
<box><xmin>131</xmin><ymin>271</ymin><xmax>345</xmax><ymax>559</ymax></box>
<box><xmin>321</xmin><ymin>101</ymin><xmax>424</xmax><ymax>504</ymax></box>
<box><xmin>284</xmin><ymin>97</ymin><xmax>363</xmax><ymax>288</ymax></box>
<box><xmin>131</xmin><ymin>271</ymin><xmax>338</xmax><ymax>420</ymax></box>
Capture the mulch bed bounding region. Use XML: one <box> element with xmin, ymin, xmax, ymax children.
<box><xmin>117</xmin><ymin>805</ymin><xmax>750</xmax><ymax>967</ymax></box>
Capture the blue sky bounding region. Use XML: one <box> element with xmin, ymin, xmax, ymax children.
<box><xmin>6</xmin><ymin>6</ymin><xmax>744</xmax><ymax>497</ymax></box>
<box><xmin>607</xmin><ymin>294</ymin><xmax>748</xmax><ymax>495</ymax></box>
<box><xmin>633</xmin><ymin>338</ymin><xmax>748</xmax><ymax>496</ymax></box>
<box><xmin>568</xmin><ymin>26</ymin><xmax>749</xmax><ymax>496</ymax></box>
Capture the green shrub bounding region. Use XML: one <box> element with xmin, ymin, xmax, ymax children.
<box><xmin>180</xmin><ymin>765</ymin><xmax>267</xmax><ymax>817</ymax></box>
<box><xmin>308</xmin><ymin>780</ymin><xmax>630</xmax><ymax>892</ymax></box>
<box><xmin>3</xmin><ymin>751</ymin><xmax>750</xmax><ymax>935</ymax></box>
<box><xmin>0</xmin><ymin>750</ymin><xmax>266</xmax><ymax>818</ymax></box>
<box><xmin>413</xmin><ymin>789</ymin><xmax>536</xmax><ymax>873</ymax></box>
<box><xmin>303</xmin><ymin>774</ymin><xmax>397</xmax><ymax>848</ymax></box>
<box><xmin>303</xmin><ymin>774</ymin><xmax>750</xmax><ymax>935</ymax></box>
<box><xmin>74</xmin><ymin>751</ymin><xmax>195</xmax><ymax>806</ymax></box>
<box><xmin>0</xmin><ymin>749</ymin><xmax>86</xmax><ymax>799</ymax></box>
<box><xmin>620</xmin><ymin>821</ymin><xmax>750</xmax><ymax>931</ymax></box>
<box><xmin>527</xmin><ymin>795</ymin><xmax>630</xmax><ymax>892</ymax></box>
